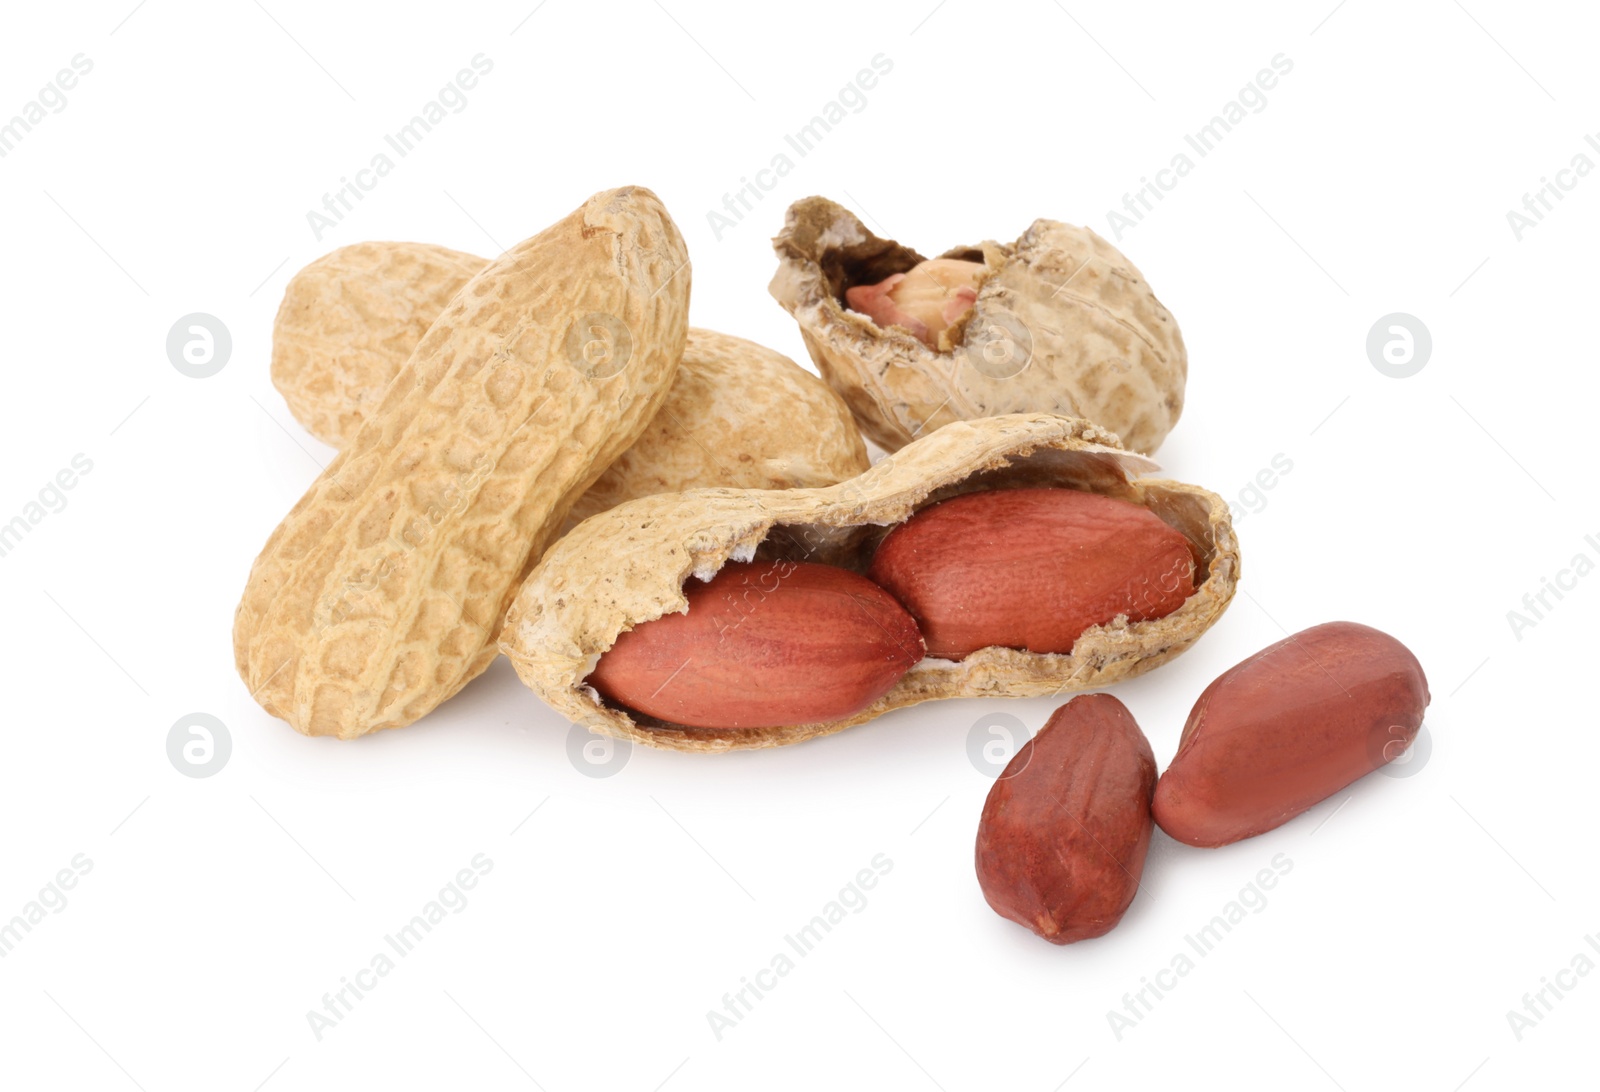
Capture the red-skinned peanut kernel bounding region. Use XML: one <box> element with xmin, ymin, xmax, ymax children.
<box><xmin>587</xmin><ymin>561</ymin><xmax>924</xmax><ymax>730</ymax></box>
<box><xmin>1153</xmin><ymin>621</ymin><xmax>1430</xmax><ymax>847</ymax></box>
<box><xmin>868</xmin><ymin>487</ymin><xmax>1195</xmax><ymax>661</ymax></box>
<box><xmin>976</xmin><ymin>693</ymin><xmax>1157</xmax><ymax>944</ymax></box>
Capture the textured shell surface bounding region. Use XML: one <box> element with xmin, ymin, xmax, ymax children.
<box><xmin>269</xmin><ymin>243</ymin><xmax>866</xmax><ymax>516</ymax></box>
<box><xmin>272</xmin><ymin>242</ymin><xmax>487</xmax><ymax>448</ymax></box>
<box><xmin>565</xmin><ymin>328</ymin><xmax>868</xmax><ymax>526</ymax></box>
<box><xmin>235</xmin><ymin>186</ymin><xmax>691</xmax><ymax>738</ymax></box>
<box><xmin>500</xmin><ymin>413</ymin><xmax>1239</xmax><ymax>754</ymax></box>
<box><xmin>769</xmin><ymin>196</ymin><xmax>1188</xmax><ymax>456</ymax></box>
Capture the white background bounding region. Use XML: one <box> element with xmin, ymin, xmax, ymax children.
<box><xmin>0</xmin><ymin>1</ymin><xmax>1594</xmax><ymax>1089</ymax></box>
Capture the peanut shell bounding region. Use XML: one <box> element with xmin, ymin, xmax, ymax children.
<box><xmin>271</xmin><ymin>244</ymin><xmax>868</xmax><ymax>519</ymax></box>
<box><xmin>769</xmin><ymin>196</ymin><xmax>1186</xmax><ymax>455</ymax></box>
<box><xmin>566</xmin><ymin>328</ymin><xmax>868</xmax><ymax>527</ymax></box>
<box><xmin>235</xmin><ymin>186</ymin><xmax>690</xmax><ymax>738</ymax></box>
<box><xmin>272</xmin><ymin>242</ymin><xmax>488</xmax><ymax>448</ymax></box>
<box><xmin>500</xmin><ymin>413</ymin><xmax>1240</xmax><ymax>753</ymax></box>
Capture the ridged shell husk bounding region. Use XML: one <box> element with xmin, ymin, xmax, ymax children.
<box><xmin>235</xmin><ymin>187</ymin><xmax>690</xmax><ymax>738</ymax></box>
<box><xmin>769</xmin><ymin>197</ymin><xmax>1187</xmax><ymax>456</ymax></box>
<box><xmin>272</xmin><ymin>242</ymin><xmax>488</xmax><ymax>448</ymax></box>
<box><xmin>565</xmin><ymin>329</ymin><xmax>867</xmax><ymax>526</ymax></box>
<box><xmin>271</xmin><ymin>245</ymin><xmax>868</xmax><ymax>517</ymax></box>
<box><xmin>500</xmin><ymin>414</ymin><xmax>1239</xmax><ymax>754</ymax></box>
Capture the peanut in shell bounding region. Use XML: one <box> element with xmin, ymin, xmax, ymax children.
<box><xmin>235</xmin><ymin>186</ymin><xmax>690</xmax><ymax>738</ymax></box>
<box><xmin>271</xmin><ymin>241</ymin><xmax>488</xmax><ymax>448</ymax></box>
<box><xmin>270</xmin><ymin>243</ymin><xmax>869</xmax><ymax>518</ymax></box>
<box><xmin>499</xmin><ymin>413</ymin><xmax>1240</xmax><ymax>753</ymax></box>
<box><xmin>769</xmin><ymin>196</ymin><xmax>1187</xmax><ymax>456</ymax></box>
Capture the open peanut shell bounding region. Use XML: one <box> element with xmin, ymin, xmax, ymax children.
<box><xmin>500</xmin><ymin>414</ymin><xmax>1239</xmax><ymax>753</ymax></box>
<box><xmin>769</xmin><ymin>196</ymin><xmax>1186</xmax><ymax>456</ymax></box>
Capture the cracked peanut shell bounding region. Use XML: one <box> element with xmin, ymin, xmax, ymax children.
<box><xmin>499</xmin><ymin>413</ymin><xmax>1239</xmax><ymax>753</ymax></box>
<box><xmin>769</xmin><ymin>196</ymin><xmax>1187</xmax><ymax>455</ymax></box>
<box><xmin>271</xmin><ymin>244</ymin><xmax>868</xmax><ymax>521</ymax></box>
<box><xmin>235</xmin><ymin>186</ymin><xmax>690</xmax><ymax>738</ymax></box>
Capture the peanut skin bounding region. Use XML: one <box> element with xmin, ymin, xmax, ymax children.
<box><xmin>976</xmin><ymin>693</ymin><xmax>1156</xmax><ymax>944</ymax></box>
<box><xmin>587</xmin><ymin>561</ymin><xmax>924</xmax><ymax>730</ymax></box>
<box><xmin>1153</xmin><ymin>621</ymin><xmax>1430</xmax><ymax>847</ymax></box>
<box><xmin>867</xmin><ymin>487</ymin><xmax>1195</xmax><ymax>660</ymax></box>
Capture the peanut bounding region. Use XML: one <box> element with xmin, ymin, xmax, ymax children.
<box><xmin>501</xmin><ymin>414</ymin><xmax>1240</xmax><ymax>753</ymax></box>
<box><xmin>976</xmin><ymin>694</ymin><xmax>1157</xmax><ymax>944</ymax></box>
<box><xmin>567</xmin><ymin>329</ymin><xmax>867</xmax><ymax>527</ymax></box>
<box><xmin>234</xmin><ymin>187</ymin><xmax>690</xmax><ymax>738</ymax></box>
<box><xmin>586</xmin><ymin>561</ymin><xmax>923</xmax><ymax>729</ymax></box>
<box><xmin>844</xmin><ymin>258</ymin><xmax>985</xmax><ymax>349</ymax></box>
<box><xmin>1152</xmin><ymin>621</ymin><xmax>1430</xmax><ymax>847</ymax></box>
<box><xmin>270</xmin><ymin>244</ymin><xmax>868</xmax><ymax>515</ymax></box>
<box><xmin>771</xmin><ymin>196</ymin><xmax>1187</xmax><ymax>456</ymax></box>
<box><xmin>271</xmin><ymin>242</ymin><xmax>486</xmax><ymax>448</ymax></box>
<box><xmin>867</xmin><ymin>487</ymin><xmax>1195</xmax><ymax>660</ymax></box>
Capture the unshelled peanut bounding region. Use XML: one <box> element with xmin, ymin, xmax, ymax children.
<box><xmin>235</xmin><ymin>187</ymin><xmax>690</xmax><ymax>738</ymax></box>
<box><xmin>270</xmin><ymin>243</ymin><xmax>869</xmax><ymax>519</ymax></box>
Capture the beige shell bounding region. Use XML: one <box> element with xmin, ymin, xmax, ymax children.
<box><xmin>769</xmin><ymin>196</ymin><xmax>1187</xmax><ymax>456</ymax></box>
<box><xmin>500</xmin><ymin>414</ymin><xmax>1239</xmax><ymax>754</ymax></box>
<box><xmin>235</xmin><ymin>187</ymin><xmax>690</xmax><ymax>738</ymax></box>
<box><xmin>270</xmin><ymin>244</ymin><xmax>867</xmax><ymax>518</ymax></box>
<box><xmin>272</xmin><ymin>242</ymin><xmax>487</xmax><ymax>448</ymax></box>
<box><xmin>566</xmin><ymin>328</ymin><xmax>868</xmax><ymax>526</ymax></box>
